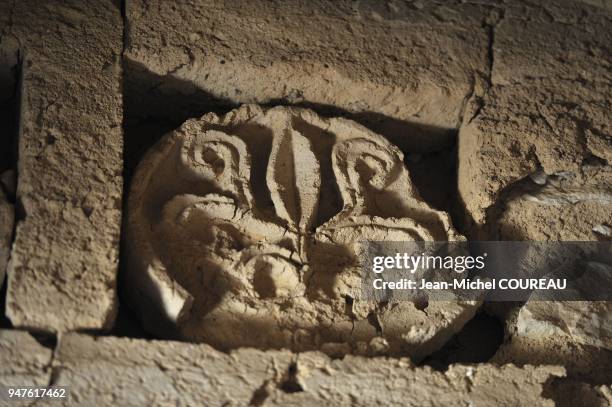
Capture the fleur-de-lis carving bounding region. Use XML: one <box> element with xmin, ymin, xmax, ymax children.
<box><xmin>125</xmin><ymin>105</ymin><xmax>472</xmax><ymax>358</ymax></box>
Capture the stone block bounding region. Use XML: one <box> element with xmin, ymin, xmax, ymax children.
<box><xmin>53</xmin><ymin>333</ymin><xmax>293</xmax><ymax>406</ymax></box>
<box><xmin>124</xmin><ymin>105</ymin><xmax>478</xmax><ymax>360</ymax></box>
<box><xmin>52</xmin><ymin>333</ymin><xmax>565</xmax><ymax>406</ymax></box>
<box><xmin>125</xmin><ymin>0</ymin><xmax>490</xmax><ymax>152</ymax></box>
<box><xmin>458</xmin><ymin>0</ymin><xmax>612</xmax><ymax>232</ymax></box>
<box><xmin>0</xmin><ymin>330</ymin><xmax>52</xmax><ymax>387</ymax></box>
<box><xmin>5</xmin><ymin>0</ymin><xmax>123</xmax><ymax>332</ymax></box>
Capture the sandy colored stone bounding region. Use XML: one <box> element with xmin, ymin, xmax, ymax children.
<box><xmin>0</xmin><ymin>330</ymin><xmax>52</xmax><ymax>387</ymax></box>
<box><xmin>517</xmin><ymin>301</ymin><xmax>612</xmax><ymax>351</ymax></box>
<box><xmin>491</xmin><ymin>256</ymin><xmax>612</xmax><ymax>384</ymax></box>
<box><xmin>125</xmin><ymin>0</ymin><xmax>490</xmax><ymax>152</ymax></box>
<box><xmin>547</xmin><ymin>381</ymin><xmax>612</xmax><ymax>407</ymax></box>
<box><xmin>492</xmin><ymin>333</ymin><xmax>612</xmax><ymax>385</ymax></box>
<box><xmin>53</xmin><ymin>333</ymin><xmax>294</xmax><ymax>406</ymax></box>
<box><xmin>491</xmin><ymin>160</ymin><xmax>612</xmax><ymax>381</ymax></box>
<box><xmin>265</xmin><ymin>353</ymin><xmax>563</xmax><ymax>406</ymax></box>
<box><xmin>498</xmin><ymin>166</ymin><xmax>612</xmax><ymax>240</ymax></box>
<box><xmin>458</xmin><ymin>0</ymin><xmax>612</xmax><ymax>232</ymax></box>
<box><xmin>5</xmin><ymin>0</ymin><xmax>123</xmax><ymax>332</ymax></box>
<box><xmin>495</xmin><ymin>263</ymin><xmax>612</xmax><ymax>381</ymax></box>
<box><xmin>52</xmin><ymin>333</ymin><xmax>564</xmax><ymax>407</ymax></box>
<box><xmin>126</xmin><ymin>105</ymin><xmax>478</xmax><ymax>360</ymax></box>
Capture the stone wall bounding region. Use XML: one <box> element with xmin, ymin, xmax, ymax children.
<box><xmin>0</xmin><ymin>0</ymin><xmax>610</xmax><ymax>405</ymax></box>
<box><xmin>3</xmin><ymin>0</ymin><xmax>123</xmax><ymax>333</ymax></box>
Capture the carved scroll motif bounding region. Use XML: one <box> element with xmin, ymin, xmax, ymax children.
<box><xmin>126</xmin><ymin>105</ymin><xmax>474</xmax><ymax>359</ymax></box>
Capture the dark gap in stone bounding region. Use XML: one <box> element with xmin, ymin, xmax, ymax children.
<box><xmin>405</xmin><ymin>144</ymin><xmax>458</xmax><ymax>215</ymax></box>
<box><xmin>542</xmin><ymin>376</ymin><xmax>612</xmax><ymax>407</ymax></box>
<box><xmin>106</xmin><ymin>299</ymin><xmax>152</xmax><ymax>339</ymax></box>
<box><xmin>279</xmin><ymin>362</ymin><xmax>304</xmax><ymax>393</ymax></box>
<box><xmin>0</xmin><ymin>45</ymin><xmax>20</xmax><ymax>175</ymax></box>
<box><xmin>0</xmin><ymin>41</ymin><xmax>22</xmax><ymax>328</ymax></box>
<box><xmin>581</xmin><ymin>153</ymin><xmax>607</xmax><ymax>167</ymax></box>
<box><xmin>119</xmin><ymin>0</ymin><xmax>126</xmax><ymax>20</ymax></box>
<box><xmin>113</xmin><ymin>65</ymin><xmax>163</xmax><ymax>339</ymax></box>
<box><xmin>249</xmin><ymin>381</ymin><xmax>271</xmax><ymax>406</ymax></box>
<box><xmin>413</xmin><ymin>295</ymin><xmax>429</xmax><ymax>312</ymax></box>
<box><xmin>0</xmin><ymin>276</ymin><xmax>12</xmax><ymax>329</ymax></box>
<box><xmin>45</xmin><ymin>133</ymin><xmax>56</xmax><ymax>146</ymax></box>
<box><xmin>420</xmin><ymin>313</ymin><xmax>504</xmax><ymax>371</ymax></box>
<box><xmin>30</xmin><ymin>332</ymin><xmax>57</xmax><ymax>351</ymax></box>
<box><xmin>367</xmin><ymin>312</ymin><xmax>383</xmax><ymax>335</ymax></box>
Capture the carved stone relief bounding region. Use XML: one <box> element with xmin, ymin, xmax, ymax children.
<box><xmin>126</xmin><ymin>105</ymin><xmax>478</xmax><ymax>359</ymax></box>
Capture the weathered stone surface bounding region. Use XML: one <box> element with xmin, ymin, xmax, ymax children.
<box><xmin>493</xmin><ymin>258</ymin><xmax>612</xmax><ymax>383</ymax></box>
<box><xmin>578</xmin><ymin>0</ymin><xmax>612</xmax><ymax>10</ymax></box>
<box><xmin>52</xmin><ymin>333</ymin><xmax>564</xmax><ymax>407</ymax></box>
<box><xmin>53</xmin><ymin>333</ymin><xmax>294</xmax><ymax>406</ymax></box>
<box><xmin>492</xmin><ymin>333</ymin><xmax>612</xmax><ymax>385</ymax></box>
<box><xmin>498</xmin><ymin>166</ymin><xmax>612</xmax><ymax>240</ymax></box>
<box><xmin>458</xmin><ymin>0</ymin><xmax>612</xmax><ymax>233</ymax></box>
<box><xmin>5</xmin><ymin>0</ymin><xmax>123</xmax><ymax>332</ymax></box>
<box><xmin>548</xmin><ymin>381</ymin><xmax>612</xmax><ymax>407</ymax></box>
<box><xmin>0</xmin><ymin>1</ymin><xmax>607</xmax><ymax>404</ymax></box>
<box><xmin>266</xmin><ymin>353</ymin><xmax>563</xmax><ymax>406</ymax></box>
<box><xmin>0</xmin><ymin>189</ymin><xmax>12</xmax><ymax>285</ymax></box>
<box><xmin>125</xmin><ymin>0</ymin><xmax>491</xmax><ymax>152</ymax></box>
<box><xmin>0</xmin><ymin>330</ymin><xmax>52</xmax><ymax>387</ymax></box>
<box><xmin>125</xmin><ymin>105</ymin><xmax>478</xmax><ymax>359</ymax></box>
<box><xmin>517</xmin><ymin>301</ymin><xmax>612</xmax><ymax>351</ymax></box>
<box><xmin>511</xmin><ymin>254</ymin><xmax>612</xmax><ymax>350</ymax></box>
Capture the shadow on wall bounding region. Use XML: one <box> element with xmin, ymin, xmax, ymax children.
<box><xmin>119</xmin><ymin>59</ymin><xmax>465</xmax><ymax>340</ymax></box>
<box><xmin>0</xmin><ymin>40</ymin><xmax>21</xmax><ymax>330</ymax></box>
<box><xmin>122</xmin><ymin>59</ymin><xmax>459</xmax><ymax>214</ymax></box>
<box><xmin>420</xmin><ymin>313</ymin><xmax>504</xmax><ymax>370</ymax></box>
<box><xmin>0</xmin><ymin>45</ymin><xmax>20</xmax><ymax>175</ymax></box>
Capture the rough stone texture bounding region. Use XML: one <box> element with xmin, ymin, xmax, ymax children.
<box><xmin>0</xmin><ymin>189</ymin><xmax>12</xmax><ymax>285</ymax></box>
<box><xmin>53</xmin><ymin>333</ymin><xmax>294</xmax><ymax>406</ymax></box>
<box><xmin>52</xmin><ymin>333</ymin><xmax>564</xmax><ymax>406</ymax></box>
<box><xmin>458</xmin><ymin>0</ymin><xmax>612</xmax><ymax>234</ymax></box>
<box><xmin>0</xmin><ymin>330</ymin><xmax>52</xmax><ymax>387</ymax></box>
<box><xmin>488</xmin><ymin>155</ymin><xmax>612</xmax><ymax>383</ymax></box>
<box><xmin>548</xmin><ymin>381</ymin><xmax>612</xmax><ymax>407</ymax></box>
<box><xmin>125</xmin><ymin>105</ymin><xmax>478</xmax><ymax>360</ymax></box>
<box><xmin>492</xmin><ymin>333</ymin><xmax>612</xmax><ymax>385</ymax></box>
<box><xmin>517</xmin><ymin>301</ymin><xmax>612</xmax><ymax>351</ymax></box>
<box><xmin>5</xmin><ymin>0</ymin><xmax>123</xmax><ymax>332</ymax></box>
<box><xmin>491</xmin><ymin>263</ymin><xmax>612</xmax><ymax>385</ymax></box>
<box><xmin>124</xmin><ymin>0</ymin><xmax>491</xmax><ymax>153</ymax></box>
<box><xmin>578</xmin><ymin>0</ymin><xmax>612</xmax><ymax>10</ymax></box>
<box><xmin>0</xmin><ymin>0</ymin><xmax>608</xmax><ymax>404</ymax></box>
<box><xmin>497</xmin><ymin>165</ymin><xmax>612</xmax><ymax>240</ymax></box>
<box><xmin>266</xmin><ymin>353</ymin><xmax>562</xmax><ymax>406</ymax></box>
